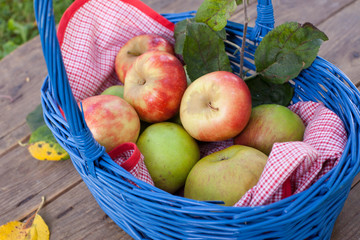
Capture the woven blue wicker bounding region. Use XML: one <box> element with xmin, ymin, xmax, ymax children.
<box><xmin>34</xmin><ymin>0</ymin><xmax>360</xmax><ymax>239</ymax></box>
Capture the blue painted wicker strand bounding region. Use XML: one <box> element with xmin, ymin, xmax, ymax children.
<box><xmin>34</xmin><ymin>0</ymin><xmax>360</xmax><ymax>239</ymax></box>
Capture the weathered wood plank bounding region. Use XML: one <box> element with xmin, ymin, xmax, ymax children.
<box><xmin>352</xmin><ymin>173</ymin><xmax>360</xmax><ymax>188</ymax></box>
<box><xmin>332</xmin><ymin>179</ymin><xmax>360</xmax><ymax>239</ymax></box>
<box><xmin>0</xmin><ymin>35</ymin><xmax>47</xmax><ymax>155</ymax></box>
<box><xmin>40</xmin><ymin>183</ymin><xmax>132</xmax><ymax>240</ymax></box>
<box><xmin>317</xmin><ymin>0</ymin><xmax>360</xmax><ymax>86</ymax></box>
<box><xmin>0</xmin><ymin>123</ymin><xmax>30</xmax><ymax>157</ymax></box>
<box><xmin>142</xmin><ymin>0</ymin><xmax>202</xmax><ymax>13</ymax></box>
<box><xmin>230</xmin><ymin>0</ymin><xmax>355</xmax><ymax>28</ymax></box>
<box><xmin>0</xmin><ymin>145</ymin><xmax>82</xmax><ymax>224</ymax></box>
<box><xmin>0</xmin><ymin>1</ymin><xmax>359</xmax><ymax>239</ymax></box>
<box><xmin>272</xmin><ymin>0</ymin><xmax>355</xmax><ymax>27</ymax></box>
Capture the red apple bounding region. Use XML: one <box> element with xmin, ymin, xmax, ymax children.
<box><xmin>81</xmin><ymin>95</ymin><xmax>140</xmax><ymax>152</ymax></box>
<box><xmin>115</xmin><ymin>34</ymin><xmax>174</xmax><ymax>84</ymax></box>
<box><xmin>234</xmin><ymin>104</ymin><xmax>305</xmax><ymax>155</ymax></box>
<box><xmin>124</xmin><ymin>51</ymin><xmax>187</xmax><ymax>123</ymax></box>
<box><xmin>179</xmin><ymin>71</ymin><xmax>252</xmax><ymax>142</ymax></box>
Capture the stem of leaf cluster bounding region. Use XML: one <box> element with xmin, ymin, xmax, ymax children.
<box><xmin>240</xmin><ymin>0</ymin><xmax>248</xmax><ymax>79</ymax></box>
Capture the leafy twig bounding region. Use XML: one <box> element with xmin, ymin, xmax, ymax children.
<box><xmin>240</xmin><ymin>0</ymin><xmax>248</xmax><ymax>79</ymax></box>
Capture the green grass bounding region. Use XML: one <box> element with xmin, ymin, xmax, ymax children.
<box><xmin>0</xmin><ymin>0</ymin><xmax>74</xmax><ymax>60</ymax></box>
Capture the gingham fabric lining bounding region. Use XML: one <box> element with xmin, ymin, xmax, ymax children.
<box><xmin>58</xmin><ymin>0</ymin><xmax>175</xmax><ymax>101</ymax></box>
<box><xmin>108</xmin><ymin>142</ymin><xmax>154</xmax><ymax>185</ymax></box>
<box><xmin>235</xmin><ymin>101</ymin><xmax>347</xmax><ymax>206</ymax></box>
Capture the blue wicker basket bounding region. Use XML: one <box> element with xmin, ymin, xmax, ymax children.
<box><xmin>34</xmin><ymin>0</ymin><xmax>360</xmax><ymax>239</ymax></box>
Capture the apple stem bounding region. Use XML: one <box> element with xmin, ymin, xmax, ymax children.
<box><xmin>127</xmin><ymin>51</ymin><xmax>141</xmax><ymax>56</ymax></box>
<box><xmin>240</xmin><ymin>0</ymin><xmax>249</xmax><ymax>79</ymax></box>
<box><xmin>138</xmin><ymin>78</ymin><xmax>146</xmax><ymax>85</ymax></box>
<box><xmin>208</xmin><ymin>102</ymin><xmax>219</xmax><ymax>111</ymax></box>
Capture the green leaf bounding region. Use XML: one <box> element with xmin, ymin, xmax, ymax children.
<box><xmin>255</xmin><ymin>22</ymin><xmax>329</xmax><ymax>84</ymax></box>
<box><xmin>28</xmin><ymin>125</ymin><xmax>57</xmax><ymax>144</ymax></box>
<box><xmin>174</xmin><ymin>18</ymin><xmax>227</xmax><ymax>55</ymax></box>
<box><xmin>174</xmin><ymin>19</ymin><xmax>194</xmax><ymax>55</ymax></box>
<box><xmin>183</xmin><ymin>22</ymin><xmax>232</xmax><ymax>82</ymax></box>
<box><xmin>183</xmin><ymin>65</ymin><xmax>193</xmax><ymax>86</ymax></box>
<box><xmin>194</xmin><ymin>0</ymin><xmax>238</xmax><ymax>31</ymax></box>
<box><xmin>216</xmin><ymin>28</ymin><xmax>227</xmax><ymax>40</ymax></box>
<box><xmin>245</xmin><ymin>74</ymin><xmax>294</xmax><ymax>107</ymax></box>
<box><xmin>25</xmin><ymin>105</ymin><xmax>69</xmax><ymax>161</ymax></box>
<box><xmin>28</xmin><ymin>125</ymin><xmax>69</xmax><ymax>161</ymax></box>
<box><xmin>26</xmin><ymin>104</ymin><xmax>46</xmax><ymax>132</ymax></box>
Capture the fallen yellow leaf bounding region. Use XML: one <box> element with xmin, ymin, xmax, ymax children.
<box><xmin>28</xmin><ymin>140</ymin><xmax>69</xmax><ymax>161</ymax></box>
<box><xmin>0</xmin><ymin>197</ymin><xmax>49</xmax><ymax>240</ymax></box>
<box><xmin>27</xmin><ymin>125</ymin><xmax>69</xmax><ymax>161</ymax></box>
<box><xmin>0</xmin><ymin>221</ymin><xmax>29</xmax><ymax>239</ymax></box>
<box><xmin>27</xmin><ymin>214</ymin><xmax>49</xmax><ymax>240</ymax></box>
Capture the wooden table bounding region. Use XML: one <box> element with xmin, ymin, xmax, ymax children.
<box><xmin>1</xmin><ymin>0</ymin><xmax>360</xmax><ymax>239</ymax></box>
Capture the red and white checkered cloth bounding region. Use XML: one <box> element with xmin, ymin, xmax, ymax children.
<box><xmin>108</xmin><ymin>142</ymin><xmax>154</xmax><ymax>185</ymax></box>
<box><xmin>234</xmin><ymin>101</ymin><xmax>347</xmax><ymax>206</ymax></box>
<box><xmin>57</xmin><ymin>0</ymin><xmax>347</xmax><ymax>205</ymax></box>
<box><xmin>58</xmin><ymin>0</ymin><xmax>175</xmax><ymax>101</ymax></box>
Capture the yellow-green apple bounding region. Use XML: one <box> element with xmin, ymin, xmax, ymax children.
<box><xmin>184</xmin><ymin>145</ymin><xmax>267</xmax><ymax>206</ymax></box>
<box><xmin>234</xmin><ymin>104</ymin><xmax>305</xmax><ymax>155</ymax></box>
<box><xmin>179</xmin><ymin>71</ymin><xmax>252</xmax><ymax>142</ymax></box>
<box><xmin>81</xmin><ymin>95</ymin><xmax>140</xmax><ymax>152</ymax></box>
<box><xmin>101</xmin><ymin>85</ymin><xmax>124</xmax><ymax>98</ymax></box>
<box><xmin>137</xmin><ymin>122</ymin><xmax>200</xmax><ymax>193</ymax></box>
<box><xmin>124</xmin><ymin>51</ymin><xmax>187</xmax><ymax>123</ymax></box>
<box><xmin>115</xmin><ymin>34</ymin><xmax>174</xmax><ymax>83</ymax></box>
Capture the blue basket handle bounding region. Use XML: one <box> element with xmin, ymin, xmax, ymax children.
<box><xmin>33</xmin><ymin>0</ymin><xmax>274</xmax><ymax>176</ymax></box>
<box><xmin>34</xmin><ymin>0</ymin><xmax>105</xmax><ymax>177</ymax></box>
<box><xmin>251</xmin><ymin>0</ymin><xmax>275</xmax><ymax>41</ymax></box>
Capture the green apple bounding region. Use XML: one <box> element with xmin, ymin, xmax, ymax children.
<box><xmin>184</xmin><ymin>145</ymin><xmax>268</xmax><ymax>206</ymax></box>
<box><xmin>101</xmin><ymin>85</ymin><xmax>124</xmax><ymax>98</ymax></box>
<box><xmin>234</xmin><ymin>104</ymin><xmax>305</xmax><ymax>155</ymax></box>
<box><xmin>137</xmin><ymin>122</ymin><xmax>200</xmax><ymax>193</ymax></box>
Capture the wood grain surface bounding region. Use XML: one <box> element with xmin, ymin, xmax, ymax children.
<box><xmin>0</xmin><ymin>0</ymin><xmax>359</xmax><ymax>239</ymax></box>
